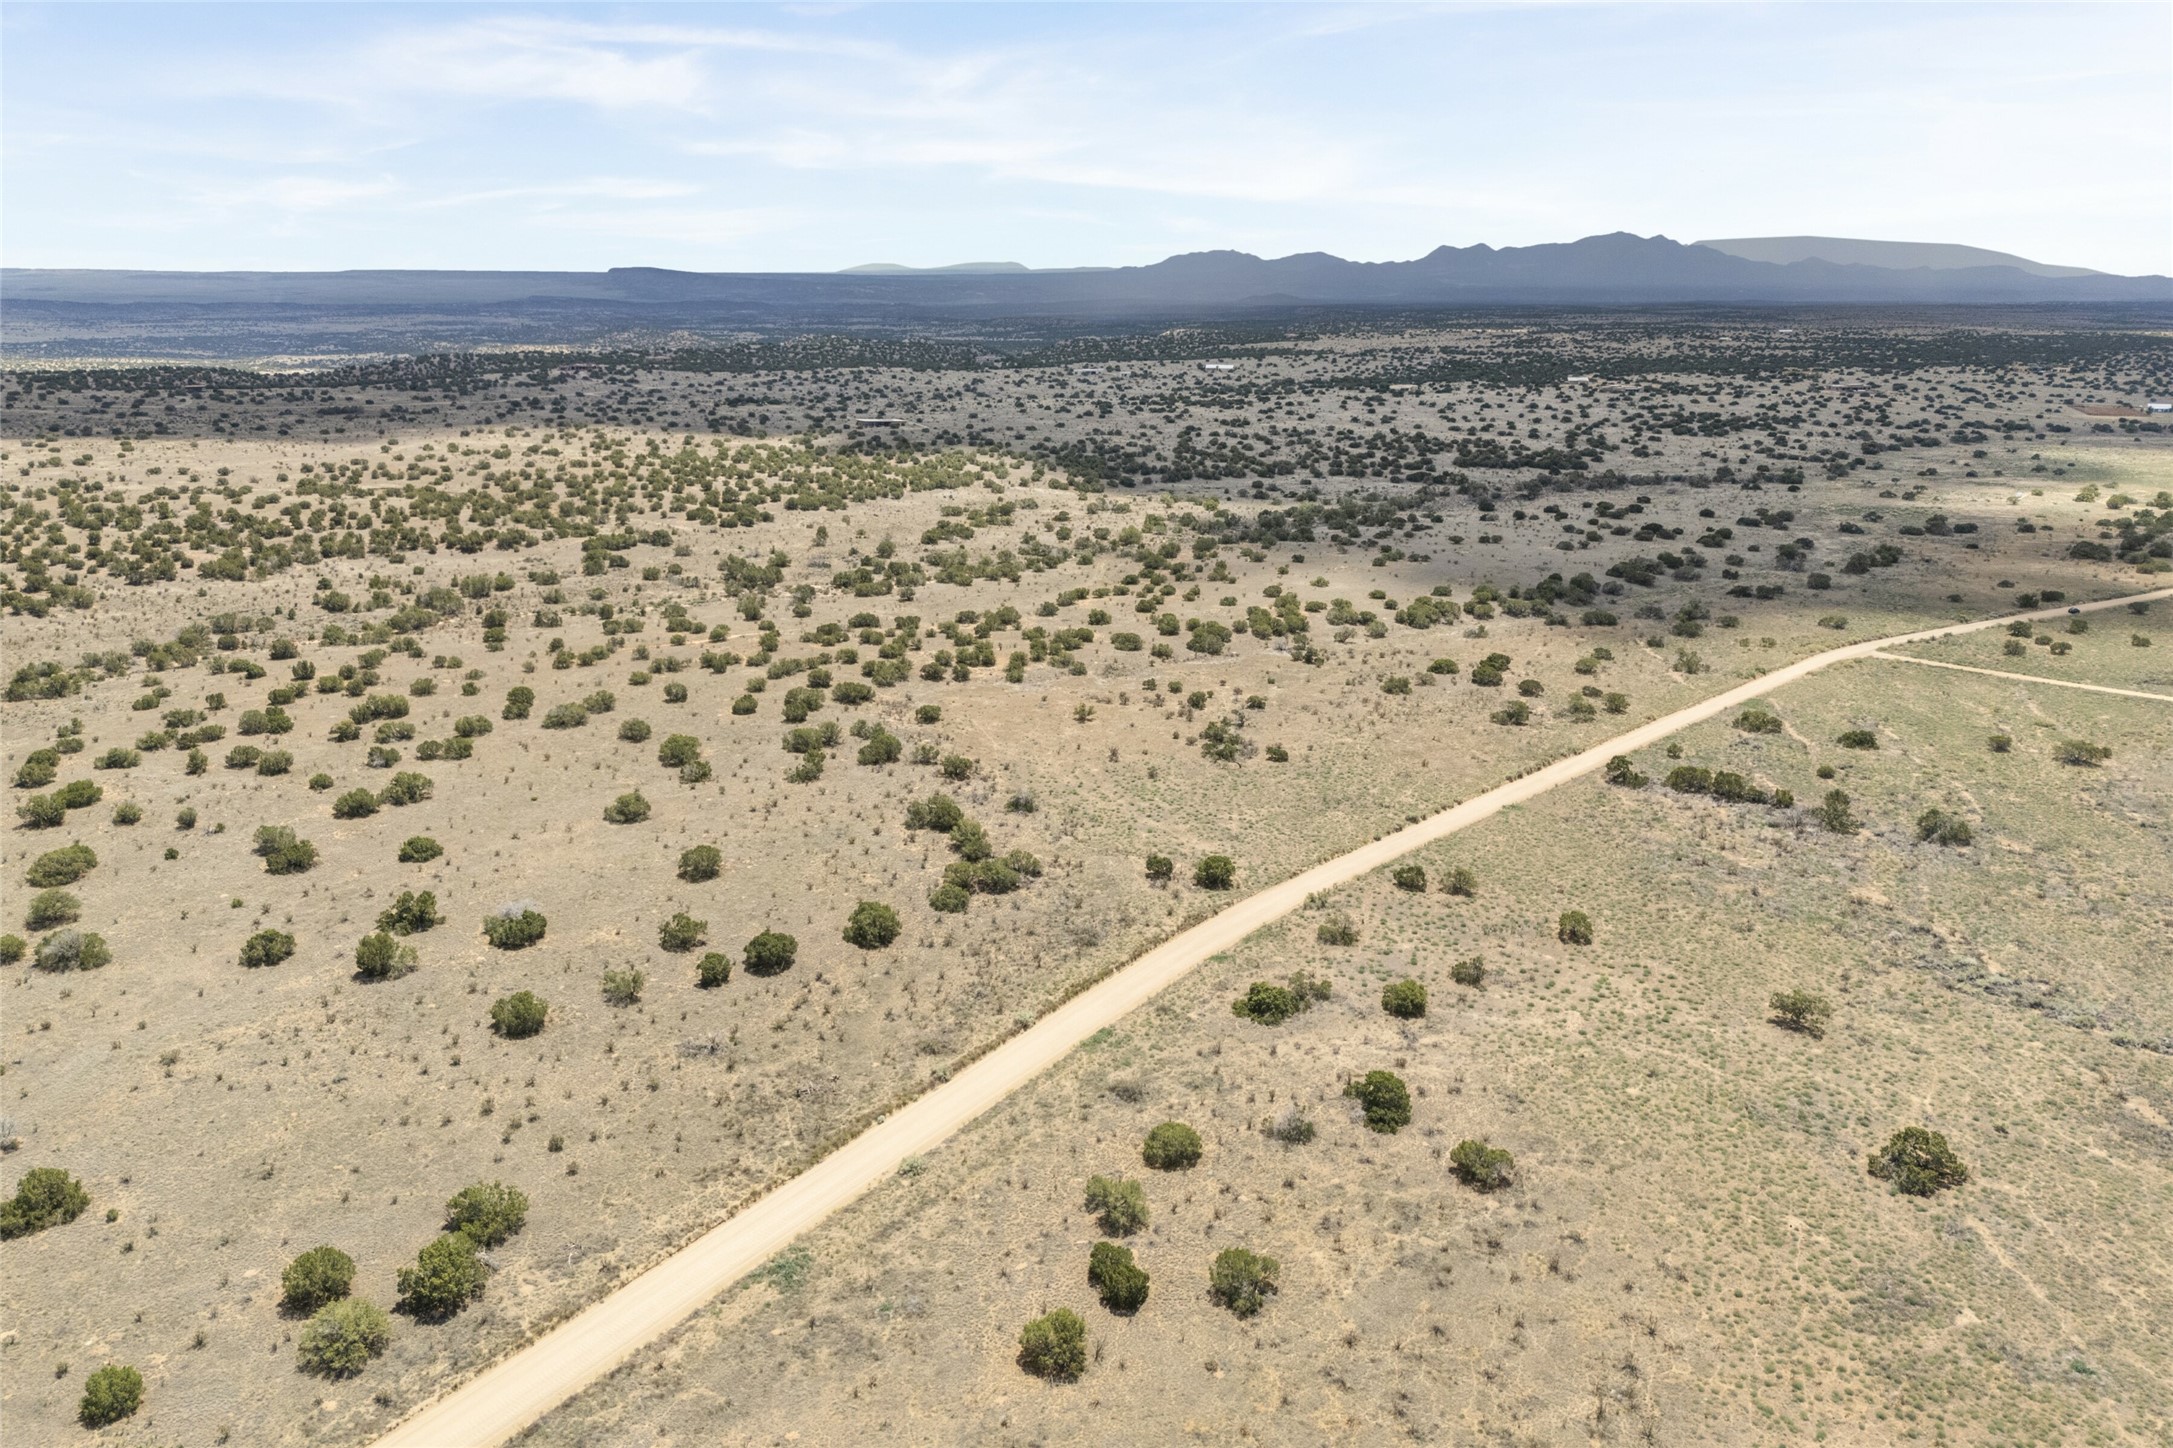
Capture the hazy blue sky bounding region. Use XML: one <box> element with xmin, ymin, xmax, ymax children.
<box><xmin>4</xmin><ymin>2</ymin><xmax>2167</xmax><ymax>274</ymax></box>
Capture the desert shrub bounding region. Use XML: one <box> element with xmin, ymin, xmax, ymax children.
<box><xmin>377</xmin><ymin>890</ymin><xmax>442</xmax><ymax>935</ymax></box>
<box><xmin>1770</xmin><ymin>988</ymin><xmax>1833</xmax><ymax>1038</ymax></box>
<box><xmin>842</xmin><ymin>901</ymin><xmax>901</xmax><ymax>950</ymax></box>
<box><xmin>1141</xmin><ymin>1121</ymin><xmax>1203</xmax><ymax>1170</ymax></box>
<box><xmin>1735</xmin><ymin>707</ymin><xmax>1783</xmax><ymax>734</ymax></box>
<box><xmin>929</xmin><ymin>881</ymin><xmax>970</xmax><ymax>913</ymax></box>
<box><xmin>1232</xmin><ymin>980</ymin><xmax>1303</xmax><ymax>1025</ymax></box>
<box><xmin>1450</xmin><ymin>1138</ymin><xmax>1516</xmax><ymax>1191</ymax></box>
<box><xmin>1316</xmin><ymin>913</ymin><xmax>1358</xmax><ymax>946</ymax></box>
<box><xmin>1017</xmin><ymin>1308</ymin><xmax>1088</xmax><ymax>1381</ymax></box>
<box><xmin>1665</xmin><ymin>765</ymin><xmax>1713</xmax><ymax>795</ymax></box>
<box><xmin>14</xmin><ymin>751</ymin><xmax>57</xmax><ymax>789</ymax></box>
<box><xmin>1264</xmin><ymin>1107</ymin><xmax>1316</xmax><ymax>1144</ymax></box>
<box><xmin>1207</xmin><ymin>1247</ymin><xmax>1279</xmax><ymax>1318</ymax></box>
<box><xmin>332</xmin><ymin>788</ymin><xmax>379</xmax><ymax>819</ymax></box>
<box><xmin>904</xmin><ymin>792</ymin><xmax>964</xmax><ymax>833</ymax></box>
<box><xmin>1144</xmin><ymin>854</ymin><xmax>1174</xmax><ymax>884</ymax></box>
<box><xmin>541</xmin><ymin>702</ymin><xmax>587</xmax><ymax>729</ymax></box>
<box><xmin>1391</xmin><ymin>863</ymin><xmax>1426</xmax><ymax>892</ymax></box>
<box><xmin>696</xmin><ymin>951</ymin><xmax>732</xmax><ymax>988</ymax></box>
<box><xmin>678</xmin><ymin>844</ymin><xmax>722</xmax><ymax>882</ymax></box>
<box><xmin>454</xmin><ymin>715</ymin><xmax>493</xmax><ymax>738</ymax></box>
<box><xmin>1868</xmin><ymin>1126</ymin><xmax>1969</xmax><ymax>1196</ymax></box>
<box><xmin>77</xmin><ymin>1364</ymin><xmax>144</xmax><ymax>1427</ymax></box>
<box><xmin>297</xmin><ymin>1298</ymin><xmax>390</xmax><ymax>1377</ymax></box>
<box><xmin>2054</xmin><ymin>738</ymin><xmax>2112</xmax><ymax>766</ymax></box>
<box><xmin>281</xmin><ymin>1245</ymin><xmax>357</xmax><ymax>1314</ymax></box>
<box><xmin>1381</xmin><ymin>977</ymin><xmax>1427</xmax><ymax>1018</ymax></box>
<box><xmin>241</xmin><ymin>929</ymin><xmax>296</xmax><ymax>969</ymax></box>
<box><xmin>16</xmin><ymin>794</ymin><xmax>65</xmax><ymax>829</ymax></box>
<box><xmin>731</xmin><ymin>694</ymin><xmax>757</xmax><ymax>715</ymax></box>
<box><xmin>1816</xmin><ymin>789</ymin><xmax>1858</xmax><ymax>834</ymax></box>
<box><xmin>254</xmin><ymin>825</ymin><xmax>318</xmax><ymax>874</ymax></box>
<box><xmin>1837</xmin><ymin>728</ymin><xmax>1879</xmax><ymax>750</ymax></box>
<box><xmin>1709</xmin><ymin>771</ymin><xmax>1767</xmax><ymax>804</ymax></box>
<box><xmin>1</xmin><ymin>1166</ymin><xmax>90</xmax><ymax>1239</ymax></box>
<box><xmin>1442</xmin><ymin>866</ymin><xmax>1478</xmax><ymax>897</ymax></box>
<box><xmin>55</xmin><ymin>779</ymin><xmax>102</xmax><ymax>810</ymax></box>
<box><xmin>658</xmin><ymin>912</ymin><xmax>708</xmax><ymax>952</ymax></box>
<box><xmin>354</xmin><ymin>931</ymin><xmax>417</xmax><ymax>981</ymax></box>
<box><xmin>857</xmin><ymin>728</ymin><xmax>903</xmax><ymax>765</ymax></box>
<box><xmin>398</xmin><ymin>835</ymin><xmax>443</xmax><ymax>864</ymax></box>
<box><xmin>24</xmin><ymin>888</ymin><xmax>81</xmax><ymax>931</ymax></box>
<box><xmin>1557</xmin><ymin>909</ymin><xmax>1594</xmax><ymax>945</ymax></box>
<box><xmin>950</xmin><ymin>818</ymin><xmax>993</xmax><ymax>862</ymax></box>
<box><xmin>26</xmin><ymin>843</ymin><xmax>97</xmax><ymax>888</ymax></box>
<box><xmin>656</xmin><ymin>733</ymin><xmax>700</xmax><ymax>767</ymax></box>
<box><xmin>618</xmin><ymin>718</ymin><xmax>653</xmax><ymax>744</ymax></box>
<box><xmin>1344</xmin><ymin>1070</ymin><xmax>1412</xmax><ymax>1133</ymax></box>
<box><xmin>502</xmin><ymin>686</ymin><xmax>535</xmax><ymax>720</ymax></box>
<box><xmin>1988</xmin><ymin>733</ymin><xmax>2013</xmax><ymax>753</ymax></box>
<box><xmin>489</xmin><ymin>990</ymin><xmax>549</xmax><ymax>1038</ymax></box>
<box><xmin>1089</xmin><ymin>1241</ymin><xmax>1150</xmax><ymax>1313</ymax></box>
<box><xmin>1193</xmin><ymin>855</ymin><xmax>1235</xmax><ymax>890</ymax></box>
<box><xmin>938</xmin><ymin>753</ymin><xmax>975</xmax><ymax>781</ymax></box>
<box><xmin>33</xmin><ymin>929</ymin><xmax>110</xmax><ymax>972</ymax></box>
<box><xmin>743</xmin><ymin>929</ymin><xmax>798</xmax><ymax>975</ymax></box>
<box><xmin>0</xmin><ymin>935</ymin><xmax>23</xmax><ymax>965</ymax></box>
<box><xmin>1450</xmin><ymin>955</ymin><xmax>1487</xmax><ymax>988</ymax></box>
<box><xmin>483</xmin><ymin>906</ymin><xmax>547</xmax><ymax>949</ymax></box>
<box><xmin>379</xmin><ymin>771</ymin><xmax>433</xmax><ymax>806</ymax></box>
<box><xmin>396</xmin><ymin>1233</ymin><xmax>487</xmax><ymax>1320</ymax></box>
<box><xmin>1083</xmin><ymin>1175</ymin><xmax>1148</xmax><ymax>1235</ymax></box>
<box><xmin>1915</xmin><ymin>808</ymin><xmax>1973</xmax><ymax>846</ymax></box>
<box><xmin>599</xmin><ymin>790</ymin><xmax>650</xmax><ymax>824</ymax></box>
<box><xmin>445</xmin><ymin>1181</ymin><xmax>529</xmax><ymax>1247</ymax></box>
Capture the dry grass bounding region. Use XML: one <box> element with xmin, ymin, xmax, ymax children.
<box><xmin>525</xmin><ymin>666</ymin><xmax>2172</xmax><ymax>1447</ymax></box>
<box><xmin>2</xmin><ymin>368</ymin><xmax>2166</xmax><ymax>1444</ymax></box>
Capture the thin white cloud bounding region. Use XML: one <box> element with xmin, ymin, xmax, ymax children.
<box><xmin>3</xmin><ymin>2</ymin><xmax>2164</xmax><ymax>274</ymax></box>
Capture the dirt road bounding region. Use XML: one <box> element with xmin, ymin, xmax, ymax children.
<box><xmin>1869</xmin><ymin>649</ymin><xmax>2173</xmax><ymax>702</ymax></box>
<box><xmin>373</xmin><ymin>585</ymin><xmax>2171</xmax><ymax>1447</ymax></box>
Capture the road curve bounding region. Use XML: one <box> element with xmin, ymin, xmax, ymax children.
<box><xmin>374</xmin><ymin>584</ymin><xmax>2172</xmax><ymax>1448</ymax></box>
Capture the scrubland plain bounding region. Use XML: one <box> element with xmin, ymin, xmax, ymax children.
<box><xmin>1</xmin><ymin>316</ymin><xmax>2167</xmax><ymax>1444</ymax></box>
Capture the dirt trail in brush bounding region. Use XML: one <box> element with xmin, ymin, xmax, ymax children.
<box><xmin>375</xmin><ymin>585</ymin><xmax>2172</xmax><ymax>1448</ymax></box>
<box><xmin>1868</xmin><ymin>649</ymin><xmax>2173</xmax><ymax>701</ymax></box>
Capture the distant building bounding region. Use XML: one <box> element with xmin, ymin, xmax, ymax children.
<box><xmin>853</xmin><ymin>418</ymin><xmax>903</xmax><ymax>428</ymax></box>
<box><xmin>1566</xmin><ymin>374</ymin><xmax>1594</xmax><ymax>383</ymax></box>
<box><xmin>2148</xmin><ymin>401</ymin><xmax>2172</xmax><ymax>413</ymax></box>
<box><xmin>1200</xmin><ymin>361</ymin><xmax>1236</xmax><ymax>371</ymax></box>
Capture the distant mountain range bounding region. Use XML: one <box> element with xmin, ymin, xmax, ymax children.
<box><xmin>1692</xmin><ymin>236</ymin><xmax>2107</xmax><ymax>279</ymax></box>
<box><xmin>5</xmin><ymin>235</ymin><xmax>2166</xmax><ymax>339</ymax></box>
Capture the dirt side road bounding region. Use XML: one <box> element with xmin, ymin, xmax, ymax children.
<box><xmin>375</xmin><ymin>585</ymin><xmax>2172</xmax><ymax>1448</ymax></box>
